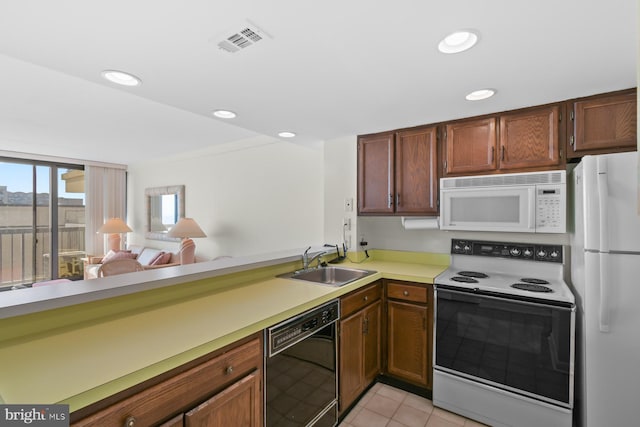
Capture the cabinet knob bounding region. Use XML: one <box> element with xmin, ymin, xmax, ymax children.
<box><xmin>403</xmin><ymin>290</ymin><xmax>409</xmax><ymax>296</ymax></box>
<box><xmin>225</xmin><ymin>366</ymin><xmax>234</xmax><ymax>375</ymax></box>
<box><xmin>124</xmin><ymin>416</ymin><xmax>136</xmax><ymax>427</ymax></box>
<box><xmin>363</xmin><ymin>296</ymin><xmax>368</xmax><ymax>301</ymax></box>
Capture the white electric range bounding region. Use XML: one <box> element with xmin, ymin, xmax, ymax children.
<box><xmin>433</xmin><ymin>239</ymin><xmax>576</xmax><ymax>427</ymax></box>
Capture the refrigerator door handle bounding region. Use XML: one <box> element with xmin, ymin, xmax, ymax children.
<box><xmin>599</xmin><ymin>252</ymin><xmax>611</xmax><ymax>332</ymax></box>
<box><xmin>597</xmin><ymin>156</ymin><xmax>611</xmax><ymax>332</ymax></box>
<box><xmin>597</xmin><ymin>157</ymin><xmax>610</xmax><ymax>252</ymax></box>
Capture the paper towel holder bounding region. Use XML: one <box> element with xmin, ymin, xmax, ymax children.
<box><xmin>401</xmin><ymin>217</ymin><xmax>440</xmax><ymax>230</ymax></box>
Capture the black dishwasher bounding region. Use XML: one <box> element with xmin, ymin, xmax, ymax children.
<box><xmin>265</xmin><ymin>299</ymin><xmax>340</xmax><ymax>427</ymax></box>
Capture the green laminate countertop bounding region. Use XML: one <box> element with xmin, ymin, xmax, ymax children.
<box><xmin>0</xmin><ymin>249</ymin><xmax>448</xmax><ymax>412</ymax></box>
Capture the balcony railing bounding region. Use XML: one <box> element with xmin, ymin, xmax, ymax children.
<box><xmin>0</xmin><ymin>226</ymin><xmax>85</xmax><ymax>288</ymax></box>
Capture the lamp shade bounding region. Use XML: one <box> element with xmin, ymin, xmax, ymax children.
<box><xmin>167</xmin><ymin>218</ymin><xmax>206</xmax><ymax>239</ymax></box>
<box><xmin>97</xmin><ymin>218</ymin><xmax>132</xmax><ymax>234</ymax></box>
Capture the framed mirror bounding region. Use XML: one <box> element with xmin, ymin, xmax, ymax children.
<box><xmin>145</xmin><ymin>185</ymin><xmax>185</xmax><ymax>241</ymax></box>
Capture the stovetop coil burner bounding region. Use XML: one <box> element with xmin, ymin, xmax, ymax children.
<box><xmin>511</xmin><ymin>283</ymin><xmax>553</xmax><ymax>293</ymax></box>
<box><xmin>451</xmin><ymin>276</ymin><xmax>479</xmax><ymax>283</ymax></box>
<box><xmin>457</xmin><ymin>271</ymin><xmax>489</xmax><ymax>278</ymax></box>
<box><xmin>520</xmin><ymin>278</ymin><xmax>550</xmax><ymax>285</ymax></box>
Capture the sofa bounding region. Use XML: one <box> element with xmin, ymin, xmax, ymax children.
<box><xmin>84</xmin><ymin>244</ymin><xmax>181</xmax><ymax>279</ymax></box>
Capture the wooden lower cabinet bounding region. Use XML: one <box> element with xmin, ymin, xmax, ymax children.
<box><xmin>385</xmin><ymin>281</ymin><xmax>433</xmax><ymax>389</ymax></box>
<box><xmin>184</xmin><ymin>370</ymin><xmax>261</xmax><ymax>426</ymax></box>
<box><xmin>339</xmin><ymin>281</ymin><xmax>382</xmax><ymax>413</ymax></box>
<box><xmin>71</xmin><ymin>334</ymin><xmax>263</xmax><ymax>427</ymax></box>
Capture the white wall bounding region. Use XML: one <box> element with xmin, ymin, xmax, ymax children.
<box><xmin>127</xmin><ymin>136</ymin><xmax>325</xmax><ymax>259</ymax></box>
<box><xmin>324</xmin><ymin>135</ymin><xmax>358</xmax><ymax>253</ymax></box>
<box><xmin>358</xmin><ymin>216</ymin><xmax>568</xmax><ymax>254</ymax></box>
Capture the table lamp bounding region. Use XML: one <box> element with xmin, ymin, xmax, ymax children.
<box><xmin>98</xmin><ymin>218</ymin><xmax>133</xmax><ymax>252</ymax></box>
<box><xmin>167</xmin><ymin>218</ymin><xmax>206</xmax><ymax>264</ymax></box>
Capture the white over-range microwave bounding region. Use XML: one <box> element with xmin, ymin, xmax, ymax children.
<box><xmin>439</xmin><ymin>170</ymin><xmax>566</xmax><ymax>233</ymax></box>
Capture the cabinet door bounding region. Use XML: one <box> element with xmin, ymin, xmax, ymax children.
<box><xmin>445</xmin><ymin>118</ymin><xmax>497</xmax><ymax>175</ymax></box>
<box><xmin>387</xmin><ymin>300</ymin><xmax>428</xmax><ymax>387</ymax></box>
<box><xmin>395</xmin><ymin>127</ymin><xmax>438</xmax><ymax>215</ymax></box>
<box><xmin>570</xmin><ymin>90</ymin><xmax>637</xmax><ymax>157</ymax></box>
<box><xmin>499</xmin><ymin>105</ymin><xmax>561</xmax><ymax>170</ymax></box>
<box><xmin>184</xmin><ymin>370</ymin><xmax>261</xmax><ymax>427</ymax></box>
<box><xmin>363</xmin><ymin>300</ymin><xmax>382</xmax><ymax>384</ymax></box>
<box><xmin>339</xmin><ymin>311</ymin><xmax>364</xmax><ymax>411</ymax></box>
<box><xmin>358</xmin><ymin>132</ymin><xmax>395</xmax><ymax>214</ymax></box>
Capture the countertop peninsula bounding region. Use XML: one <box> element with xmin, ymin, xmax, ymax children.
<box><xmin>0</xmin><ymin>248</ymin><xmax>448</xmax><ymax>412</ymax></box>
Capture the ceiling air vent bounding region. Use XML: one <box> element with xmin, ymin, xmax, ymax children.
<box><xmin>217</xmin><ymin>21</ymin><xmax>270</xmax><ymax>53</ymax></box>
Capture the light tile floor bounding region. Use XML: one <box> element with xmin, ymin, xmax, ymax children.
<box><xmin>339</xmin><ymin>383</ymin><xmax>488</xmax><ymax>427</ymax></box>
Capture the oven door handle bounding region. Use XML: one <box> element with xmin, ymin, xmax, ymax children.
<box><xmin>436</xmin><ymin>286</ymin><xmax>575</xmax><ymax>311</ymax></box>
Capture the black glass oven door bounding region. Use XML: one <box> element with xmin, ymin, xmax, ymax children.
<box><xmin>435</xmin><ymin>287</ymin><xmax>574</xmax><ymax>407</ymax></box>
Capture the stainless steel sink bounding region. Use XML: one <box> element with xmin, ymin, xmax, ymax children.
<box><xmin>279</xmin><ymin>266</ymin><xmax>376</xmax><ymax>287</ymax></box>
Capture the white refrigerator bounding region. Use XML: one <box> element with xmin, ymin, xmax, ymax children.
<box><xmin>570</xmin><ymin>151</ymin><xmax>640</xmax><ymax>427</ymax></box>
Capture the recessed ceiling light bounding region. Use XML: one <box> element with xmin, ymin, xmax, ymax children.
<box><xmin>101</xmin><ymin>70</ymin><xmax>141</xmax><ymax>86</ymax></box>
<box><xmin>438</xmin><ymin>31</ymin><xmax>478</xmax><ymax>54</ymax></box>
<box><xmin>465</xmin><ymin>89</ymin><xmax>496</xmax><ymax>101</ymax></box>
<box><xmin>213</xmin><ymin>110</ymin><xmax>237</xmax><ymax>119</ymax></box>
<box><xmin>278</xmin><ymin>131</ymin><xmax>296</xmax><ymax>138</ymax></box>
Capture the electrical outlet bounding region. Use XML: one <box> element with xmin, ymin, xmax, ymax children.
<box><xmin>345</xmin><ymin>197</ymin><xmax>353</xmax><ymax>212</ymax></box>
<box><xmin>343</xmin><ymin>217</ymin><xmax>352</xmax><ymax>231</ymax></box>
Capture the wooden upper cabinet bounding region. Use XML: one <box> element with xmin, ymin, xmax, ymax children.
<box><xmin>395</xmin><ymin>126</ymin><xmax>438</xmax><ymax>215</ymax></box>
<box><xmin>569</xmin><ymin>89</ymin><xmax>637</xmax><ymax>158</ymax></box>
<box><xmin>499</xmin><ymin>105</ymin><xmax>561</xmax><ymax>170</ymax></box>
<box><xmin>444</xmin><ymin>106</ymin><xmax>562</xmax><ymax>176</ymax></box>
<box><xmin>358</xmin><ymin>127</ymin><xmax>438</xmax><ymax>215</ymax></box>
<box><xmin>445</xmin><ymin>117</ymin><xmax>497</xmax><ymax>175</ymax></box>
<box><xmin>358</xmin><ymin>132</ymin><xmax>394</xmax><ymax>214</ymax></box>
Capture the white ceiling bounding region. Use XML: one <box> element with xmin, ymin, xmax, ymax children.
<box><xmin>0</xmin><ymin>0</ymin><xmax>636</xmax><ymax>165</ymax></box>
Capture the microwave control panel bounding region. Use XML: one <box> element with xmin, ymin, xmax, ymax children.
<box><xmin>535</xmin><ymin>185</ymin><xmax>566</xmax><ymax>232</ymax></box>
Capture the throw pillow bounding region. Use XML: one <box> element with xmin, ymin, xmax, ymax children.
<box><xmin>103</xmin><ymin>250</ymin><xmax>136</xmax><ymax>263</ymax></box>
<box><xmin>150</xmin><ymin>251</ymin><xmax>172</xmax><ymax>266</ymax></box>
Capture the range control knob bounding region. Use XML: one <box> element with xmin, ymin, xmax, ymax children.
<box><xmin>463</xmin><ymin>245</ymin><xmax>471</xmax><ymax>253</ymax></box>
<box><xmin>550</xmin><ymin>250</ymin><xmax>560</xmax><ymax>259</ymax></box>
<box><xmin>523</xmin><ymin>248</ymin><xmax>533</xmax><ymax>257</ymax></box>
<box><xmin>453</xmin><ymin>243</ymin><xmax>462</xmax><ymax>251</ymax></box>
<box><xmin>510</xmin><ymin>247</ymin><xmax>522</xmax><ymax>257</ymax></box>
<box><xmin>537</xmin><ymin>249</ymin><xmax>547</xmax><ymax>258</ymax></box>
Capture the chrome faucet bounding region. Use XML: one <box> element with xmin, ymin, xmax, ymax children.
<box><xmin>302</xmin><ymin>246</ymin><xmax>325</xmax><ymax>270</ymax></box>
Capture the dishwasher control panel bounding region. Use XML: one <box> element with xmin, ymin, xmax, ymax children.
<box><xmin>267</xmin><ymin>299</ymin><xmax>339</xmax><ymax>356</ymax></box>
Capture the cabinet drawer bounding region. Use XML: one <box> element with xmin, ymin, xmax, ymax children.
<box><xmin>72</xmin><ymin>338</ymin><xmax>262</xmax><ymax>427</ymax></box>
<box><xmin>386</xmin><ymin>282</ymin><xmax>427</xmax><ymax>303</ymax></box>
<box><xmin>341</xmin><ymin>281</ymin><xmax>382</xmax><ymax>318</ymax></box>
